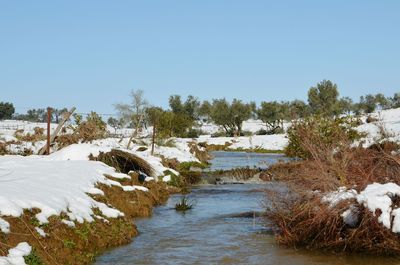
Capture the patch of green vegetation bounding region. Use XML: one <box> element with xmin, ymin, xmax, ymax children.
<box><xmin>177</xmin><ymin>161</ymin><xmax>209</xmax><ymax>171</ymax></box>
<box><xmin>169</xmin><ymin>174</ymin><xmax>183</xmax><ymax>188</ymax></box>
<box><xmin>24</xmin><ymin>249</ymin><xmax>43</xmax><ymax>265</ymax></box>
<box><xmin>155</xmin><ymin>138</ymin><xmax>176</xmax><ymax>147</ymax></box>
<box><xmin>175</xmin><ymin>196</ymin><xmax>193</xmax><ymax>212</ymax></box>
<box><xmin>29</xmin><ymin>217</ymin><xmax>40</xmax><ymax>227</ymax></box>
<box><xmin>285</xmin><ymin>115</ymin><xmax>364</xmax><ymax>158</ymax></box>
<box><xmin>63</xmin><ymin>239</ymin><xmax>76</xmax><ymax>249</ymax></box>
<box><xmin>74</xmin><ymin>223</ymin><xmax>90</xmax><ymax>241</ymax></box>
<box><xmin>162</xmin><ymin>170</ymin><xmax>182</xmax><ymax>187</ymax></box>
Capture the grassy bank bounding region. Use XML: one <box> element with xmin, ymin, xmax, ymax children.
<box><xmin>0</xmin><ymin>176</ymin><xmax>173</xmax><ymax>265</ymax></box>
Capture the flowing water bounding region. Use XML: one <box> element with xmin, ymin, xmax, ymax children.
<box><xmin>208</xmin><ymin>151</ymin><xmax>290</xmax><ymax>171</ymax></box>
<box><xmin>96</xmin><ymin>152</ymin><xmax>399</xmax><ymax>265</ymax></box>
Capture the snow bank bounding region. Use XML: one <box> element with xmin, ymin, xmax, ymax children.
<box><xmin>199</xmin><ymin>119</ymin><xmax>291</xmax><ymax>134</ymax></box>
<box><xmin>0</xmin><ymin>242</ymin><xmax>31</xmax><ymax>265</ymax></box>
<box><xmin>0</xmin><ymin>155</ymin><xmax>156</xmax><ymax>226</ymax></box>
<box><xmin>324</xmin><ymin>183</ymin><xmax>400</xmax><ymax>233</ymax></box>
<box><xmin>0</xmin><ymin>217</ymin><xmax>10</xmax><ymax>234</ymax></box>
<box><xmin>197</xmin><ymin>134</ymin><xmax>288</xmax><ymax>151</ymax></box>
<box><xmin>46</xmin><ymin>141</ymin><xmax>179</xmax><ymax>177</ymax></box>
<box><xmin>47</xmin><ymin>143</ymin><xmax>111</xmax><ymax>161</ymax></box>
<box><xmin>357</xmin><ymin>183</ymin><xmax>400</xmax><ymax>232</ymax></box>
<box><xmin>356</xmin><ymin>108</ymin><xmax>400</xmax><ymax>146</ymax></box>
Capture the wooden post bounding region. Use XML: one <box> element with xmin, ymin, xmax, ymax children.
<box><xmin>46</xmin><ymin>107</ymin><xmax>52</xmax><ymax>155</ymax></box>
<box><xmin>151</xmin><ymin>124</ymin><xmax>156</xmax><ymax>155</ymax></box>
<box><xmin>39</xmin><ymin>107</ymin><xmax>76</xmax><ymax>155</ymax></box>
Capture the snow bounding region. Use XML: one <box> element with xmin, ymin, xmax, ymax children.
<box><xmin>0</xmin><ymin>242</ymin><xmax>31</xmax><ymax>265</ymax></box>
<box><xmin>197</xmin><ymin>134</ymin><xmax>288</xmax><ymax>151</ymax></box>
<box><xmin>356</xmin><ymin>108</ymin><xmax>400</xmax><ymax>146</ymax></box>
<box><xmin>0</xmin><ymin>155</ymin><xmax>154</xmax><ymax>225</ymax></box>
<box><xmin>35</xmin><ymin>227</ymin><xmax>46</xmax><ymax>237</ymax></box>
<box><xmin>121</xmin><ymin>185</ymin><xmax>149</xmax><ymax>192</ymax></box>
<box><xmin>47</xmin><ymin>143</ymin><xmax>111</xmax><ymax>161</ymax></box>
<box><xmin>322</xmin><ymin>187</ymin><xmax>357</xmax><ymax>206</ymax></box>
<box><xmin>61</xmin><ymin>219</ymin><xmax>75</xmax><ymax>227</ymax></box>
<box><xmin>0</xmin><ymin>217</ymin><xmax>10</xmax><ymax>234</ymax></box>
<box><xmin>163</xmin><ymin>175</ymin><xmax>171</xmax><ymax>182</ymax></box>
<box><xmin>199</xmin><ymin>119</ymin><xmax>291</xmax><ymax>135</ymax></box>
<box><xmin>357</xmin><ymin>183</ymin><xmax>400</xmax><ymax>231</ymax></box>
<box><xmin>47</xmin><ymin>141</ymin><xmax>179</xmax><ymax>177</ymax></box>
<box><xmin>324</xmin><ymin>182</ymin><xmax>400</xmax><ymax>233</ymax></box>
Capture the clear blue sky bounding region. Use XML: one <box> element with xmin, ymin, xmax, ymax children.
<box><xmin>1</xmin><ymin>0</ymin><xmax>399</xmax><ymax>114</ymax></box>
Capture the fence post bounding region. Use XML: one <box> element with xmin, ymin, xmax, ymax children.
<box><xmin>151</xmin><ymin>124</ymin><xmax>156</xmax><ymax>155</ymax></box>
<box><xmin>39</xmin><ymin>107</ymin><xmax>76</xmax><ymax>155</ymax></box>
<box><xmin>46</xmin><ymin>107</ymin><xmax>52</xmax><ymax>155</ymax></box>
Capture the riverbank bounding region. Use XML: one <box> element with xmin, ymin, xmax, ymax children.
<box><xmin>0</xmin><ymin>146</ymin><xmax>182</xmax><ymax>264</ymax></box>
<box><xmin>264</xmin><ymin>117</ymin><xmax>400</xmax><ymax>254</ymax></box>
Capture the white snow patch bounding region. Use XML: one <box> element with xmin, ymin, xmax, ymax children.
<box><xmin>197</xmin><ymin>134</ymin><xmax>288</xmax><ymax>151</ymax></box>
<box><xmin>144</xmin><ymin>176</ymin><xmax>154</xmax><ymax>182</ymax></box>
<box><xmin>0</xmin><ymin>242</ymin><xmax>32</xmax><ymax>265</ymax></box>
<box><xmin>61</xmin><ymin>219</ymin><xmax>75</xmax><ymax>227</ymax></box>
<box><xmin>325</xmin><ymin>182</ymin><xmax>400</xmax><ymax>233</ymax></box>
<box><xmin>0</xmin><ymin>156</ymin><xmax>125</xmax><ymax>225</ymax></box>
<box><xmin>357</xmin><ymin>182</ymin><xmax>400</xmax><ymax>231</ymax></box>
<box><xmin>322</xmin><ymin>187</ymin><xmax>358</xmax><ymax>206</ymax></box>
<box><xmin>35</xmin><ymin>227</ymin><xmax>46</xmax><ymax>237</ymax></box>
<box><xmin>121</xmin><ymin>185</ymin><xmax>149</xmax><ymax>192</ymax></box>
<box><xmin>163</xmin><ymin>175</ymin><xmax>171</xmax><ymax>182</ymax></box>
<box><xmin>0</xmin><ymin>217</ymin><xmax>10</xmax><ymax>234</ymax></box>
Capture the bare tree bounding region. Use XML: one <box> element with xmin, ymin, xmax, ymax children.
<box><xmin>114</xmin><ymin>89</ymin><xmax>148</xmax><ymax>148</ymax></box>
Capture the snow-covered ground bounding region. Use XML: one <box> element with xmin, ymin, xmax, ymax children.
<box><xmin>2</xmin><ymin>107</ymin><xmax>399</xmax><ymax>156</ymax></box>
<box><xmin>356</xmin><ymin>108</ymin><xmax>400</xmax><ymax>146</ymax></box>
<box><xmin>323</xmin><ymin>183</ymin><xmax>400</xmax><ymax>233</ymax></box>
<box><xmin>0</xmin><ymin>141</ymin><xmax>181</xmax><ymax>262</ymax></box>
<box><xmin>199</xmin><ymin>119</ymin><xmax>291</xmax><ymax>135</ymax></box>
<box><xmin>197</xmin><ymin>134</ymin><xmax>288</xmax><ymax>151</ymax></box>
<box><xmin>47</xmin><ymin>140</ymin><xmax>183</xmax><ymax>176</ymax></box>
<box><xmin>0</xmin><ymin>242</ymin><xmax>32</xmax><ymax>265</ymax></box>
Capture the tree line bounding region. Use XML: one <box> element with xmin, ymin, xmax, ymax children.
<box><xmin>0</xmin><ymin>105</ymin><xmax>69</xmax><ymax>123</ymax></box>
<box><xmin>1</xmin><ymin>80</ymin><xmax>399</xmax><ymax>138</ymax></box>
<box><xmin>110</xmin><ymin>80</ymin><xmax>400</xmax><ymax>138</ymax></box>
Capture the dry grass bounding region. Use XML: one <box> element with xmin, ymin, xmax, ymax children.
<box><xmin>265</xmin><ymin>187</ymin><xmax>400</xmax><ymax>254</ymax></box>
<box><xmin>266</xmin><ymin>115</ymin><xmax>400</xmax><ymax>254</ymax></box>
<box><xmin>14</xmin><ymin>127</ymin><xmax>46</xmax><ymax>143</ymax></box>
<box><xmin>91</xmin><ymin>149</ymin><xmax>154</xmax><ymax>177</ymax></box>
<box><xmin>0</xmin><ymin>142</ymin><xmax>8</xmax><ymax>155</ymax></box>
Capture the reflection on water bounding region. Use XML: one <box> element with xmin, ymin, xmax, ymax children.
<box><xmin>208</xmin><ymin>151</ymin><xmax>291</xmax><ymax>171</ymax></box>
<box><xmin>95</xmin><ymin>184</ymin><xmax>398</xmax><ymax>265</ymax></box>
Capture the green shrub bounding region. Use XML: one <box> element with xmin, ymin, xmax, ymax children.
<box><xmin>185</xmin><ymin>128</ymin><xmax>202</xmax><ymax>138</ymax></box>
<box><xmin>177</xmin><ymin>161</ymin><xmax>208</xmax><ymax>171</ymax></box>
<box><xmin>211</xmin><ymin>131</ymin><xmax>230</xmax><ymax>137</ymax></box>
<box><xmin>255</xmin><ymin>129</ymin><xmax>268</xmax><ymax>135</ymax></box>
<box><xmin>285</xmin><ymin>115</ymin><xmax>363</xmax><ymax>159</ymax></box>
<box><xmin>155</xmin><ymin>138</ymin><xmax>176</xmax><ymax>147</ymax></box>
<box><xmin>63</xmin><ymin>239</ymin><xmax>76</xmax><ymax>248</ymax></box>
<box><xmin>175</xmin><ymin>196</ymin><xmax>193</xmax><ymax>212</ymax></box>
<box><xmin>24</xmin><ymin>249</ymin><xmax>43</xmax><ymax>265</ymax></box>
<box><xmin>163</xmin><ymin>170</ymin><xmax>183</xmax><ymax>187</ymax></box>
<box><xmin>240</xmin><ymin>130</ymin><xmax>253</xmax><ymax>136</ymax></box>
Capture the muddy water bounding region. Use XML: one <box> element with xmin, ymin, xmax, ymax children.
<box><xmin>95</xmin><ymin>153</ymin><xmax>399</xmax><ymax>265</ymax></box>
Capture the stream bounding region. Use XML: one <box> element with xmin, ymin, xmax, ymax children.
<box><xmin>95</xmin><ymin>152</ymin><xmax>399</xmax><ymax>265</ymax></box>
